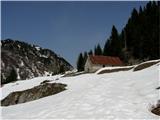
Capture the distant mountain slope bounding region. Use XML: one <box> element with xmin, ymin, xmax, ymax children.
<box><xmin>1</xmin><ymin>39</ymin><xmax>73</xmax><ymax>84</ymax></box>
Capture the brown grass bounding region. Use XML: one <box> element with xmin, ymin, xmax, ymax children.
<box><xmin>133</xmin><ymin>60</ymin><xmax>160</xmax><ymax>71</ymax></box>
<box><xmin>98</xmin><ymin>67</ymin><xmax>134</xmax><ymax>74</ymax></box>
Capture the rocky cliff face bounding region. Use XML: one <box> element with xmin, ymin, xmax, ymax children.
<box><xmin>1</xmin><ymin>39</ymin><xmax>73</xmax><ymax>84</ymax></box>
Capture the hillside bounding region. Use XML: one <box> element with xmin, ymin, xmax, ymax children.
<box><xmin>1</xmin><ymin>60</ymin><xmax>159</xmax><ymax>119</ymax></box>
<box><xmin>1</xmin><ymin>39</ymin><xmax>73</xmax><ymax>84</ymax></box>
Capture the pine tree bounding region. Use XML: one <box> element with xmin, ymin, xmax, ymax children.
<box><xmin>94</xmin><ymin>44</ymin><xmax>102</xmax><ymax>55</ymax></box>
<box><xmin>88</xmin><ymin>50</ymin><xmax>93</xmax><ymax>55</ymax></box>
<box><xmin>77</xmin><ymin>53</ymin><xmax>84</xmax><ymax>72</ymax></box>
<box><xmin>94</xmin><ymin>46</ymin><xmax>97</xmax><ymax>55</ymax></box>
<box><xmin>139</xmin><ymin>6</ymin><xmax>143</xmax><ymax>13</ymax></box>
<box><xmin>109</xmin><ymin>25</ymin><xmax>121</xmax><ymax>56</ymax></box>
<box><xmin>96</xmin><ymin>44</ymin><xmax>102</xmax><ymax>55</ymax></box>
<box><xmin>84</xmin><ymin>1</ymin><xmax>160</xmax><ymax>64</ymax></box>
<box><xmin>103</xmin><ymin>39</ymin><xmax>111</xmax><ymax>56</ymax></box>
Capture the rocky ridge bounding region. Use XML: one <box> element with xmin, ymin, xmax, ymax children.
<box><xmin>1</xmin><ymin>39</ymin><xmax>73</xmax><ymax>84</ymax></box>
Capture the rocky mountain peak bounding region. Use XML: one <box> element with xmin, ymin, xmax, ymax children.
<box><xmin>1</xmin><ymin>39</ymin><xmax>73</xmax><ymax>84</ymax></box>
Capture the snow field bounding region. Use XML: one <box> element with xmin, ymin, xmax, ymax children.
<box><xmin>1</xmin><ymin>61</ymin><xmax>160</xmax><ymax>119</ymax></box>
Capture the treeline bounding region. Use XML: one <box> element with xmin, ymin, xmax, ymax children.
<box><xmin>77</xmin><ymin>1</ymin><xmax>160</xmax><ymax>71</ymax></box>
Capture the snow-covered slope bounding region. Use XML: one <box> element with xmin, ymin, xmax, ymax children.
<box><xmin>1</xmin><ymin>61</ymin><xmax>160</xmax><ymax>119</ymax></box>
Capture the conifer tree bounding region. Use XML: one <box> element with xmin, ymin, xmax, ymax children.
<box><xmin>94</xmin><ymin>44</ymin><xmax>102</xmax><ymax>55</ymax></box>
<box><xmin>109</xmin><ymin>25</ymin><xmax>121</xmax><ymax>56</ymax></box>
<box><xmin>88</xmin><ymin>50</ymin><xmax>93</xmax><ymax>55</ymax></box>
<box><xmin>94</xmin><ymin>46</ymin><xmax>97</xmax><ymax>55</ymax></box>
<box><xmin>96</xmin><ymin>44</ymin><xmax>102</xmax><ymax>55</ymax></box>
<box><xmin>77</xmin><ymin>53</ymin><xmax>84</xmax><ymax>71</ymax></box>
<box><xmin>103</xmin><ymin>39</ymin><xmax>111</xmax><ymax>56</ymax></box>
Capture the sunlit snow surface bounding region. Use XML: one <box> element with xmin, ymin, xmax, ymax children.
<box><xmin>1</xmin><ymin>61</ymin><xmax>160</xmax><ymax>119</ymax></box>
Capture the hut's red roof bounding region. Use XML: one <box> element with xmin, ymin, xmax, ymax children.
<box><xmin>89</xmin><ymin>55</ymin><xmax>123</xmax><ymax>65</ymax></box>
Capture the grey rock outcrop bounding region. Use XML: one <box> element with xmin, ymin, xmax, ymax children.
<box><xmin>1</xmin><ymin>39</ymin><xmax>73</xmax><ymax>84</ymax></box>
<box><xmin>1</xmin><ymin>82</ymin><xmax>67</xmax><ymax>106</ymax></box>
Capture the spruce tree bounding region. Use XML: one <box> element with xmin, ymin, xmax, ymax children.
<box><xmin>77</xmin><ymin>53</ymin><xmax>84</xmax><ymax>72</ymax></box>
<box><xmin>94</xmin><ymin>44</ymin><xmax>102</xmax><ymax>55</ymax></box>
<box><xmin>94</xmin><ymin>46</ymin><xmax>98</xmax><ymax>55</ymax></box>
<box><xmin>109</xmin><ymin>25</ymin><xmax>121</xmax><ymax>56</ymax></box>
<box><xmin>103</xmin><ymin>39</ymin><xmax>111</xmax><ymax>56</ymax></box>
<box><xmin>96</xmin><ymin>44</ymin><xmax>102</xmax><ymax>55</ymax></box>
<box><xmin>88</xmin><ymin>50</ymin><xmax>93</xmax><ymax>55</ymax></box>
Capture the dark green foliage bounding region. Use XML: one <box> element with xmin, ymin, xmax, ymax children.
<box><xmin>5</xmin><ymin>69</ymin><xmax>17</xmax><ymax>84</ymax></box>
<box><xmin>103</xmin><ymin>1</ymin><xmax>159</xmax><ymax>63</ymax></box>
<box><xmin>103</xmin><ymin>25</ymin><xmax>122</xmax><ymax>57</ymax></box>
<box><xmin>76</xmin><ymin>52</ymin><xmax>88</xmax><ymax>72</ymax></box>
<box><xmin>77</xmin><ymin>53</ymin><xmax>84</xmax><ymax>72</ymax></box>
<box><xmin>105</xmin><ymin>25</ymin><xmax>121</xmax><ymax>56</ymax></box>
<box><xmin>88</xmin><ymin>50</ymin><xmax>93</xmax><ymax>55</ymax></box>
<box><xmin>103</xmin><ymin>39</ymin><xmax>111</xmax><ymax>56</ymax></box>
<box><xmin>94</xmin><ymin>44</ymin><xmax>102</xmax><ymax>55</ymax></box>
<box><xmin>124</xmin><ymin>1</ymin><xmax>159</xmax><ymax>60</ymax></box>
<box><xmin>77</xmin><ymin>1</ymin><xmax>159</xmax><ymax>65</ymax></box>
<box><xmin>97</xmin><ymin>44</ymin><xmax>103</xmax><ymax>55</ymax></box>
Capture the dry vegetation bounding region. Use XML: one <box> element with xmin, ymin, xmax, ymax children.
<box><xmin>133</xmin><ymin>60</ymin><xmax>160</xmax><ymax>71</ymax></box>
<box><xmin>97</xmin><ymin>67</ymin><xmax>134</xmax><ymax>74</ymax></box>
<box><xmin>98</xmin><ymin>60</ymin><xmax>160</xmax><ymax>74</ymax></box>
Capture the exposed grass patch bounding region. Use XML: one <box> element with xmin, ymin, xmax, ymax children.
<box><xmin>63</xmin><ymin>71</ymin><xmax>87</xmax><ymax>77</ymax></box>
<box><xmin>133</xmin><ymin>60</ymin><xmax>160</xmax><ymax>71</ymax></box>
<box><xmin>97</xmin><ymin>67</ymin><xmax>134</xmax><ymax>74</ymax></box>
<box><xmin>40</xmin><ymin>80</ymin><xmax>51</xmax><ymax>84</ymax></box>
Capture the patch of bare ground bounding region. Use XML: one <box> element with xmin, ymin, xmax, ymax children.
<box><xmin>97</xmin><ymin>67</ymin><xmax>134</xmax><ymax>74</ymax></box>
<box><xmin>1</xmin><ymin>82</ymin><xmax>67</xmax><ymax>106</ymax></box>
<box><xmin>156</xmin><ymin>87</ymin><xmax>160</xmax><ymax>90</ymax></box>
<box><xmin>63</xmin><ymin>71</ymin><xmax>87</xmax><ymax>77</ymax></box>
<box><xmin>151</xmin><ymin>100</ymin><xmax>160</xmax><ymax>116</ymax></box>
<box><xmin>133</xmin><ymin>60</ymin><xmax>160</xmax><ymax>71</ymax></box>
<box><xmin>40</xmin><ymin>80</ymin><xmax>51</xmax><ymax>84</ymax></box>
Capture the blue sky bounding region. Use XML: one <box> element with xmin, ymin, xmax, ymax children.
<box><xmin>1</xmin><ymin>1</ymin><xmax>147</xmax><ymax>67</ymax></box>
